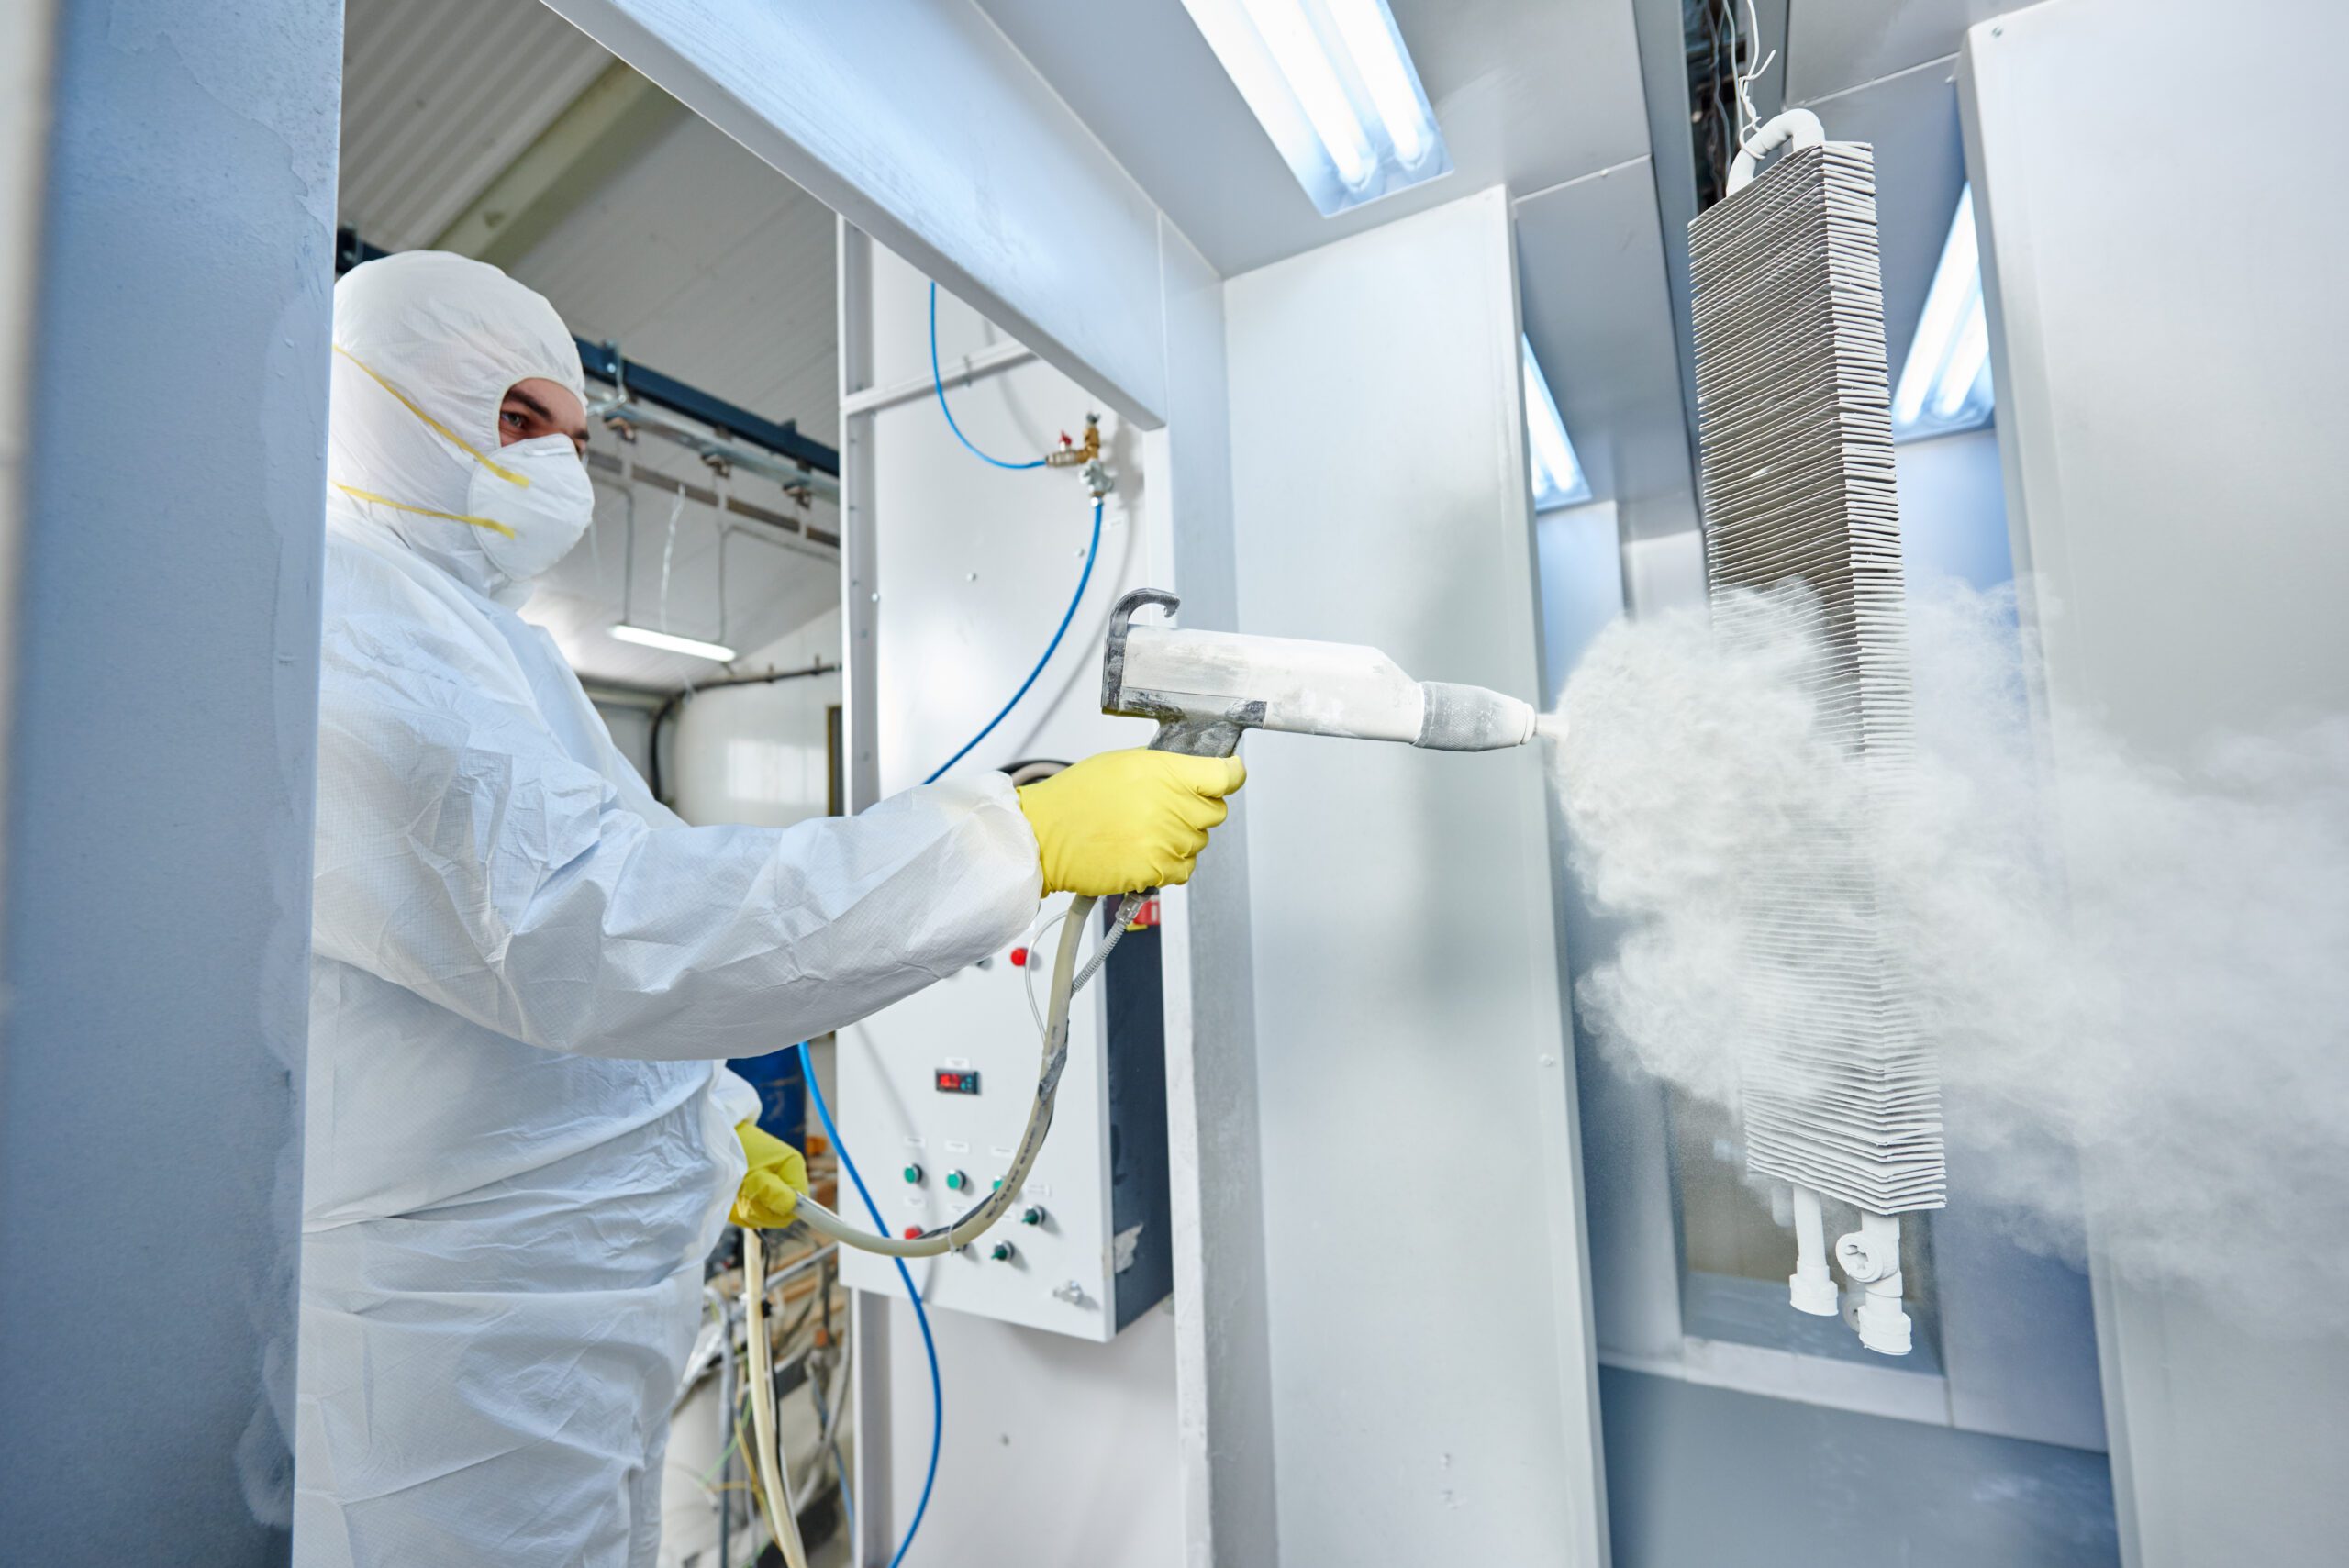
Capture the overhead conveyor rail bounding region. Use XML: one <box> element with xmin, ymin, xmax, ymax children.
<box><xmin>333</xmin><ymin>226</ymin><xmax>841</xmax><ymax>481</ymax></box>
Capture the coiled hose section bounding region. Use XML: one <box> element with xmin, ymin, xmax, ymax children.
<box><xmin>793</xmin><ymin>890</ymin><xmax>1097</xmax><ymax>1257</ymax></box>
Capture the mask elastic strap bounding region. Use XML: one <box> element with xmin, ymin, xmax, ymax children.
<box><xmin>332</xmin><ymin>344</ymin><xmax>531</xmax><ymax>488</ymax></box>
<box><xmin>333</xmin><ymin>484</ymin><xmax>518</xmax><ymax>539</ymax></box>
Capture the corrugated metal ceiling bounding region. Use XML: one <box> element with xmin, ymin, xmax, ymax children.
<box><xmin>515</xmin><ymin>114</ymin><xmax>839</xmax><ymax>447</ymax></box>
<box><xmin>340</xmin><ymin>0</ymin><xmax>612</xmax><ymax>250</ymax></box>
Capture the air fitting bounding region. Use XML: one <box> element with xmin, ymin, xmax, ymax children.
<box><xmin>1044</xmin><ymin>413</ymin><xmax>1103</xmax><ymax>470</ymax></box>
<box><xmin>1046</xmin><ymin>413</ymin><xmax>1116</xmax><ymax>497</ymax></box>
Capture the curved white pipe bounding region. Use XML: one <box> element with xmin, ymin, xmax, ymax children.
<box><xmin>1728</xmin><ymin>109</ymin><xmax>1827</xmax><ymax>193</ymax></box>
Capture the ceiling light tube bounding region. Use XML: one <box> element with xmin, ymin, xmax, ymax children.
<box><xmin>611</xmin><ymin>623</ymin><xmax>738</xmax><ymax>662</ymax></box>
<box><xmin>1322</xmin><ymin>0</ymin><xmax>1435</xmax><ymax>169</ymax></box>
<box><xmin>1521</xmin><ymin>337</ymin><xmax>1592</xmax><ymax>511</ymax></box>
<box><xmin>1932</xmin><ymin>291</ymin><xmax>1990</xmax><ymax>419</ymax></box>
<box><xmin>1892</xmin><ymin>183</ymin><xmax>1995</xmax><ymax>439</ymax></box>
<box><xmin>1181</xmin><ymin>0</ymin><xmax>1452</xmax><ymax>216</ymax></box>
<box><xmin>1245</xmin><ymin>0</ymin><xmax>1375</xmax><ymax>188</ymax></box>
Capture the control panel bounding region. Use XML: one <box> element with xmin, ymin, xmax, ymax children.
<box><xmin>835</xmin><ymin>901</ymin><xmax>1170</xmax><ymax>1340</ymax></box>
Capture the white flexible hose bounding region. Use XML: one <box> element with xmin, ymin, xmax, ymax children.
<box><xmin>794</xmin><ymin>893</ymin><xmax>1097</xmax><ymax>1259</ymax></box>
<box><xmin>1728</xmin><ymin>108</ymin><xmax>1826</xmax><ymax>192</ymax></box>
<box><xmin>741</xmin><ymin>1229</ymin><xmax>809</xmax><ymax>1568</ymax></box>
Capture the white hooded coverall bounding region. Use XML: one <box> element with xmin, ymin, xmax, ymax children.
<box><xmin>295</xmin><ymin>251</ymin><xmax>1041</xmax><ymax>1566</ymax></box>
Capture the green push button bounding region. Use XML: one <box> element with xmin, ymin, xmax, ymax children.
<box><xmin>945</xmin><ymin>1170</ymin><xmax>967</xmax><ymax>1192</ymax></box>
<box><xmin>902</xmin><ymin>1164</ymin><xmax>922</xmax><ymax>1184</ymax></box>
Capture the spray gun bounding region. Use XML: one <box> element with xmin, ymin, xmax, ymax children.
<box><xmin>795</xmin><ymin>586</ymin><xmax>1555</xmax><ymax>1267</ymax></box>
<box><xmin>1102</xmin><ymin>587</ymin><xmax>1559</xmax><ymax>758</ymax></box>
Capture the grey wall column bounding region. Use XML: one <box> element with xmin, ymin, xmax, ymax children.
<box><xmin>0</xmin><ymin>2</ymin><xmax>340</xmax><ymax>1562</ymax></box>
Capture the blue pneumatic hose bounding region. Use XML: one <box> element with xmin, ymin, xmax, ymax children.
<box><xmin>921</xmin><ymin>275</ymin><xmax>1104</xmax><ymax>784</ymax></box>
<box><xmin>920</xmin><ymin>495</ymin><xmax>1102</xmax><ymax>784</ymax></box>
<box><xmin>826</xmin><ymin>279</ymin><xmax>1095</xmax><ymax>1565</ymax></box>
<box><xmin>799</xmin><ymin>1040</ymin><xmax>939</xmax><ymax>1568</ymax></box>
<box><xmin>930</xmin><ymin>281</ymin><xmax>1046</xmax><ymax>470</ymax></box>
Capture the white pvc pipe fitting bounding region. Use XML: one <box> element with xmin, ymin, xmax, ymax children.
<box><xmin>1788</xmin><ymin>1185</ymin><xmax>1839</xmax><ymax>1316</ymax></box>
<box><xmin>1834</xmin><ymin>1210</ymin><xmax>1913</xmax><ymax>1356</ymax></box>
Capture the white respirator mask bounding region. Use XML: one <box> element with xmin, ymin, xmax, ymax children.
<box><xmin>468</xmin><ymin>433</ymin><xmax>596</xmax><ymax>584</ymax></box>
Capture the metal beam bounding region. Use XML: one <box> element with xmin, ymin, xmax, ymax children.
<box><xmin>3</xmin><ymin>1</ymin><xmax>340</xmax><ymax>1558</ymax></box>
<box><xmin>577</xmin><ymin>339</ymin><xmax>839</xmax><ymax>476</ymax></box>
<box><xmin>541</xmin><ymin>0</ymin><xmax>1174</xmax><ymax>428</ymax></box>
<box><xmin>838</xmin><ymin>339</ymin><xmax>1035</xmax><ymax>419</ymax></box>
<box><xmin>1629</xmin><ymin>0</ymin><xmax>1707</xmax><ymax>472</ymax></box>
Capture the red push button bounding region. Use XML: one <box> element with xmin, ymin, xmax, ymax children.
<box><xmin>901</xmin><ymin>1226</ymin><xmax>922</xmax><ymax>1240</ymax></box>
<box><xmin>1009</xmin><ymin>946</ymin><xmax>1030</xmax><ymax>968</ymax></box>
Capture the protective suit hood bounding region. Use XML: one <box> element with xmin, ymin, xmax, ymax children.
<box><xmin>328</xmin><ymin>250</ymin><xmax>591</xmax><ymax>605</ymax></box>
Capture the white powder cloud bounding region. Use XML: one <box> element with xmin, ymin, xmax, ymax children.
<box><xmin>1553</xmin><ymin>580</ymin><xmax>2349</xmax><ymax>1325</ymax></box>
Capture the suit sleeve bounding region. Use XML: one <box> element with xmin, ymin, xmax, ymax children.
<box><xmin>310</xmin><ymin>617</ymin><xmax>1041</xmax><ymax>1061</ymax></box>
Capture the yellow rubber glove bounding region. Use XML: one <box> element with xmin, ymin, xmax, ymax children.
<box><xmin>730</xmin><ymin>1121</ymin><xmax>808</xmax><ymax>1229</ymax></box>
<box><xmin>1016</xmin><ymin>749</ymin><xmax>1246</xmax><ymax>896</ymax></box>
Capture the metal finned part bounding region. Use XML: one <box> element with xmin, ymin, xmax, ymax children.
<box><xmin>1687</xmin><ymin>138</ymin><xmax>1946</xmax><ymax>1221</ymax></box>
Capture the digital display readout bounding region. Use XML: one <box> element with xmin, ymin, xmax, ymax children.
<box><xmin>934</xmin><ymin>1068</ymin><xmax>980</xmax><ymax>1095</ymax></box>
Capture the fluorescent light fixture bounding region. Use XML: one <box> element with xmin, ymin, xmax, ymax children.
<box><xmin>1180</xmin><ymin>0</ymin><xmax>1451</xmax><ymax>217</ymax></box>
<box><xmin>1891</xmin><ymin>183</ymin><xmax>1995</xmax><ymax>440</ymax></box>
<box><xmin>1521</xmin><ymin>338</ymin><xmax>1592</xmax><ymax>510</ymax></box>
<box><xmin>611</xmin><ymin>623</ymin><xmax>737</xmax><ymax>662</ymax></box>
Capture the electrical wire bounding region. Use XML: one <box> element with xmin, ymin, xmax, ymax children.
<box><xmin>1733</xmin><ymin>0</ymin><xmax>1776</xmax><ymax>147</ymax></box>
<box><xmin>1021</xmin><ymin>893</ymin><xmax>1143</xmax><ymax>1031</ymax></box>
<box><xmin>659</xmin><ymin>484</ymin><xmax>686</xmax><ymax>636</ymax></box>
<box><xmin>929</xmin><ymin>282</ymin><xmax>1046</xmax><ymax>470</ymax></box>
<box><xmin>1021</xmin><ymin>905</ymin><xmax>1073</xmax><ymax>1033</ymax></box>
<box><xmin>800</xmin><ymin>1039</ymin><xmax>940</xmax><ymax>1568</ymax></box>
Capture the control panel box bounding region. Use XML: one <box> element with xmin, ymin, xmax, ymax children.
<box><xmin>836</xmin><ymin>906</ymin><xmax>1170</xmax><ymax>1340</ymax></box>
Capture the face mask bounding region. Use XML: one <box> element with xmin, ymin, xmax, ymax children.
<box><xmin>469</xmin><ymin>434</ymin><xmax>596</xmax><ymax>584</ymax></box>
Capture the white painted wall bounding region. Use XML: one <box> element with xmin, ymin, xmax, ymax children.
<box><xmin>1896</xmin><ymin>428</ymin><xmax>2011</xmax><ymax>595</ymax></box>
<box><xmin>595</xmin><ymin>700</ymin><xmax>655</xmax><ymax>782</ymax></box>
<box><xmin>865</xmin><ymin>264</ymin><xmax>1154</xmax><ymax>796</ymax></box>
<box><xmin>670</xmin><ymin>608</ymin><xmax>843</xmax><ymax>828</ymax></box>
<box><xmin>847</xmin><ymin>236</ymin><xmax>1185</xmax><ymax>1568</ymax></box>
<box><xmin>1961</xmin><ymin>1</ymin><xmax>2348</xmax><ymax>1562</ymax></box>
<box><xmin>1224</xmin><ymin>188</ymin><xmax>1608</xmax><ymax>1568</ymax></box>
<box><xmin>1621</xmin><ymin>528</ymin><xmax>1708</xmax><ymax>619</ymax></box>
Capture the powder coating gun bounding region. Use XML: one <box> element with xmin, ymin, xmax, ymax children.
<box><xmin>794</xmin><ymin>587</ymin><xmax>1554</xmax><ymax>1266</ymax></box>
<box><xmin>1101</xmin><ymin>586</ymin><xmax>1555</xmax><ymax>757</ymax></box>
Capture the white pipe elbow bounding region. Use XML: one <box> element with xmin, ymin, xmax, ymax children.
<box><xmin>1834</xmin><ymin>1211</ymin><xmax>1913</xmax><ymax>1356</ymax></box>
<box><xmin>1728</xmin><ymin>109</ymin><xmax>1827</xmax><ymax>193</ymax></box>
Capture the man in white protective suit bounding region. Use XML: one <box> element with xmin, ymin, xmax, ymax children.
<box><xmin>295</xmin><ymin>251</ymin><xmax>1243</xmax><ymax>1567</ymax></box>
